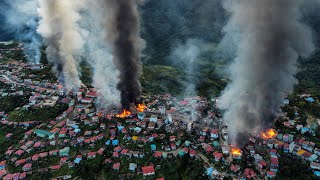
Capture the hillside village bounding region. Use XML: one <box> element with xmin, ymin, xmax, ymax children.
<box><xmin>0</xmin><ymin>42</ymin><xmax>320</xmax><ymax>179</ymax></box>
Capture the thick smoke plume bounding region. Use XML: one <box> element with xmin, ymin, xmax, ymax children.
<box><xmin>82</xmin><ymin>0</ymin><xmax>121</xmax><ymax>109</ymax></box>
<box><xmin>103</xmin><ymin>0</ymin><xmax>145</xmax><ymax>109</ymax></box>
<box><xmin>1</xmin><ymin>0</ymin><xmax>42</xmax><ymax>64</ymax></box>
<box><xmin>218</xmin><ymin>0</ymin><xmax>315</xmax><ymax>146</ymax></box>
<box><xmin>37</xmin><ymin>0</ymin><xmax>86</xmax><ymax>92</ymax></box>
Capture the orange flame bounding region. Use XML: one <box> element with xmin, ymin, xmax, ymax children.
<box><xmin>116</xmin><ymin>109</ymin><xmax>132</xmax><ymax>118</ymax></box>
<box><xmin>261</xmin><ymin>129</ymin><xmax>277</xmax><ymax>139</ymax></box>
<box><xmin>136</xmin><ymin>104</ymin><xmax>146</xmax><ymax>112</ymax></box>
<box><xmin>58</xmin><ymin>84</ymin><xmax>63</xmax><ymax>90</ymax></box>
<box><xmin>231</xmin><ymin>147</ymin><xmax>242</xmax><ymax>156</ymax></box>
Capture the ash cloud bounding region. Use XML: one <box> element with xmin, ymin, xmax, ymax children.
<box><xmin>1</xmin><ymin>0</ymin><xmax>42</xmax><ymax>64</ymax></box>
<box><xmin>103</xmin><ymin>0</ymin><xmax>145</xmax><ymax>109</ymax></box>
<box><xmin>218</xmin><ymin>0</ymin><xmax>315</xmax><ymax>146</ymax></box>
<box><xmin>37</xmin><ymin>0</ymin><xmax>86</xmax><ymax>93</ymax></box>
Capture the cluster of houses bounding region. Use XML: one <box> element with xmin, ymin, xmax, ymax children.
<box><xmin>1</xmin><ymin>58</ymin><xmax>320</xmax><ymax>179</ymax></box>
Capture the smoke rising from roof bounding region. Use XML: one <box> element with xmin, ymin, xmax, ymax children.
<box><xmin>37</xmin><ymin>0</ymin><xmax>86</xmax><ymax>92</ymax></box>
<box><xmin>82</xmin><ymin>0</ymin><xmax>121</xmax><ymax>109</ymax></box>
<box><xmin>1</xmin><ymin>0</ymin><xmax>42</xmax><ymax>64</ymax></box>
<box><xmin>103</xmin><ymin>0</ymin><xmax>145</xmax><ymax>109</ymax></box>
<box><xmin>171</xmin><ymin>39</ymin><xmax>201</xmax><ymax>98</ymax></box>
<box><xmin>218</xmin><ymin>0</ymin><xmax>315</xmax><ymax>146</ymax></box>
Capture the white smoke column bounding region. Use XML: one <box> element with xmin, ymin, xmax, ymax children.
<box><xmin>82</xmin><ymin>0</ymin><xmax>121</xmax><ymax>109</ymax></box>
<box><xmin>1</xmin><ymin>0</ymin><xmax>42</xmax><ymax>64</ymax></box>
<box><xmin>172</xmin><ymin>39</ymin><xmax>201</xmax><ymax>97</ymax></box>
<box><xmin>171</xmin><ymin>39</ymin><xmax>201</xmax><ymax>130</ymax></box>
<box><xmin>218</xmin><ymin>0</ymin><xmax>315</xmax><ymax>146</ymax></box>
<box><xmin>37</xmin><ymin>0</ymin><xmax>86</xmax><ymax>92</ymax></box>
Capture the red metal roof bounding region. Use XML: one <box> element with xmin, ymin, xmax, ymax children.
<box><xmin>142</xmin><ymin>165</ymin><xmax>155</xmax><ymax>175</ymax></box>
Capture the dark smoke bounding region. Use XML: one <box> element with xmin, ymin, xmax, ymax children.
<box><xmin>218</xmin><ymin>0</ymin><xmax>315</xmax><ymax>146</ymax></box>
<box><xmin>105</xmin><ymin>0</ymin><xmax>144</xmax><ymax>109</ymax></box>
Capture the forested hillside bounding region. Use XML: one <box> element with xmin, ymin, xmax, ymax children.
<box><xmin>0</xmin><ymin>0</ymin><xmax>319</xmax><ymax>98</ymax></box>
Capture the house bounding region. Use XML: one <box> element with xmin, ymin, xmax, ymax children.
<box><xmin>142</xmin><ymin>165</ymin><xmax>155</xmax><ymax>176</ymax></box>
<box><xmin>301</xmin><ymin>127</ymin><xmax>310</xmax><ymax>134</ymax></box>
<box><xmin>206</xmin><ymin>167</ymin><xmax>215</xmax><ymax>178</ymax></box>
<box><xmin>59</xmin><ymin>147</ymin><xmax>70</xmax><ymax>157</ymax></box>
<box><xmin>189</xmin><ymin>149</ymin><xmax>197</xmax><ymax>157</ymax></box>
<box><xmin>210</xmin><ymin>129</ymin><xmax>219</xmax><ymax>139</ymax></box>
<box><xmin>88</xmin><ymin>152</ymin><xmax>96</xmax><ymax>159</ymax></box>
<box><xmin>74</xmin><ymin>155</ymin><xmax>82</xmax><ymax>164</ymax></box>
<box><xmin>283</xmin><ymin>143</ymin><xmax>289</xmax><ymax>153</ymax></box>
<box><xmin>22</xmin><ymin>163</ymin><xmax>32</xmax><ymax>172</ymax></box>
<box><xmin>243</xmin><ymin>168</ymin><xmax>256</xmax><ymax>179</ymax></box>
<box><xmin>270</xmin><ymin>149</ymin><xmax>277</xmax><ymax>157</ymax></box>
<box><xmin>81</xmin><ymin>98</ymin><xmax>93</xmax><ymax>104</ymax></box>
<box><xmin>113</xmin><ymin>152</ymin><xmax>119</xmax><ymax>158</ymax></box>
<box><xmin>154</xmin><ymin>151</ymin><xmax>162</xmax><ymax>158</ymax></box>
<box><xmin>32</xmin><ymin>154</ymin><xmax>39</xmax><ymax>161</ymax></box>
<box><xmin>86</xmin><ymin>91</ymin><xmax>97</xmax><ymax>98</ymax></box>
<box><xmin>0</xmin><ymin>170</ymin><xmax>7</xmax><ymax>179</ymax></box>
<box><xmin>84</xmin><ymin>130</ymin><xmax>92</xmax><ymax>136</ymax></box>
<box><xmin>34</xmin><ymin>129</ymin><xmax>55</xmax><ymax>139</ymax></box>
<box><xmin>120</xmin><ymin>149</ymin><xmax>128</xmax><ymax>156</ymax></box>
<box><xmin>50</xmin><ymin>165</ymin><xmax>61</xmax><ymax>171</ymax></box>
<box><xmin>230</xmin><ymin>164</ymin><xmax>240</xmax><ymax>173</ymax></box>
<box><xmin>310</xmin><ymin>162</ymin><xmax>320</xmax><ymax>170</ymax></box>
<box><xmin>169</xmin><ymin>136</ymin><xmax>176</xmax><ymax>142</ymax></box>
<box><xmin>97</xmin><ymin>148</ymin><xmax>105</xmax><ymax>155</ymax></box>
<box><xmin>150</xmin><ymin>115</ymin><xmax>157</xmax><ymax>122</ymax></box>
<box><xmin>305</xmin><ymin>97</ymin><xmax>315</xmax><ymax>103</ymax></box>
<box><xmin>113</xmin><ymin>162</ymin><xmax>120</xmax><ymax>171</ymax></box>
<box><xmin>198</xmin><ymin>136</ymin><xmax>205</xmax><ymax>142</ymax></box>
<box><xmin>15</xmin><ymin>150</ymin><xmax>24</xmax><ymax>156</ymax></box>
<box><xmin>129</xmin><ymin>163</ymin><xmax>137</xmax><ymax>172</ymax></box>
<box><xmin>309</xmin><ymin>154</ymin><xmax>318</xmax><ymax>162</ymax></box>
<box><xmin>0</xmin><ymin>161</ymin><xmax>6</xmax><ymax>170</ymax></box>
<box><xmin>267</xmin><ymin>171</ymin><xmax>276</xmax><ymax>178</ymax></box>
<box><xmin>257</xmin><ymin>161</ymin><xmax>267</xmax><ymax>170</ymax></box>
<box><xmin>39</xmin><ymin>152</ymin><xmax>48</xmax><ymax>158</ymax></box>
<box><xmin>112</xmin><ymin>140</ymin><xmax>119</xmax><ymax>146</ymax></box>
<box><xmin>15</xmin><ymin>159</ymin><xmax>26</xmax><ymax>166</ymax></box>
<box><xmin>270</xmin><ymin>158</ymin><xmax>279</xmax><ymax>172</ymax></box>
<box><xmin>49</xmin><ymin>150</ymin><xmax>58</xmax><ymax>156</ymax></box>
<box><xmin>170</xmin><ymin>143</ymin><xmax>177</xmax><ymax>150</ymax></box>
<box><xmin>213</xmin><ymin>152</ymin><xmax>223</xmax><ymax>162</ymax></box>
<box><xmin>114</xmin><ymin>146</ymin><xmax>122</xmax><ymax>152</ymax></box>
<box><xmin>148</xmin><ymin>122</ymin><xmax>156</xmax><ymax>130</ymax></box>
<box><xmin>151</xmin><ymin>144</ymin><xmax>157</xmax><ymax>151</ymax></box>
<box><xmin>60</xmin><ymin>157</ymin><xmax>68</xmax><ymax>165</ymax></box>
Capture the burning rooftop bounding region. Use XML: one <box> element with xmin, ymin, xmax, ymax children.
<box><xmin>231</xmin><ymin>147</ymin><xmax>242</xmax><ymax>158</ymax></box>
<box><xmin>261</xmin><ymin>129</ymin><xmax>277</xmax><ymax>140</ymax></box>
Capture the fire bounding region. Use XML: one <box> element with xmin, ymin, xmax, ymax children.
<box><xmin>136</xmin><ymin>104</ymin><xmax>146</xmax><ymax>112</ymax></box>
<box><xmin>116</xmin><ymin>109</ymin><xmax>132</xmax><ymax>118</ymax></box>
<box><xmin>261</xmin><ymin>128</ymin><xmax>277</xmax><ymax>139</ymax></box>
<box><xmin>231</xmin><ymin>147</ymin><xmax>242</xmax><ymax>156</ymax></box>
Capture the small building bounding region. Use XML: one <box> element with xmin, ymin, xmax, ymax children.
<box><xmin>129</xmin><ymin>163</ymin><xmax>137</xmax><ymax>172</ymax></box>
<box><xmin>113</xmin><ymin>162</ymin><xmax>120</xmax><ymax>171</ymax></box>
<box><xmin>267</xmin><ymin>171</ymin><xmax>276</xmax><ymax>178</ymax></box>
<box><xmin>34</xmin><ymin>129</ymin><xmax>55</xmax><ymax>139</ymax></box>
<box><xmin>142</xmin><ymin>165</ymin><xmax>155</xmax><ymax>176</ymax></box>
<box><xmin>22</xmin><ymin>163</ymin><xmax>32</xmax><ymax>172</ymax></box>
<box><xmin>88</xmin><ymin>152</ymin><xmax>96</xmax><ymax>159</ymax></box>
